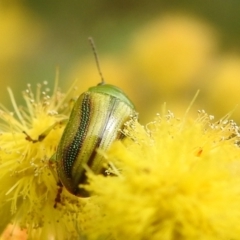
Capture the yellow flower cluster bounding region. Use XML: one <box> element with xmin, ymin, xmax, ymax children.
<box><xmin>0</xmin><ymin>82</ymin><xmax>96</xmax><ymax>239</ymax></box>
<box><xmin>1</xmin><ymin>83</ymin><xmax>240</xmax><ymax>240</ymax></box>
<box><xmin>85</xmin><ymin>109</ymin><xmax>240</xmax><ymax>240</ymax></box>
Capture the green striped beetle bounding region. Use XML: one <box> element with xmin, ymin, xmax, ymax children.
<box><xmin>55</xmin><ymin>38</ymin><xmax>137</xmax><ymax>197</ymax></box>
<box><xmin>23</xmin><ymin>38</ymin><xmax>137</xmax><ymax>200</ymax></box>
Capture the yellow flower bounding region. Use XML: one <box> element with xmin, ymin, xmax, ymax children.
<box><xmin>1</xmin><ymin>80</ymin><xmax>240</xmax><ymax>240</ymax></box>
<box><xmin>128</xmin><ymin>14</ymin><xmax>216</xmax><ymax>93</ymax></box>
<box><xmin>0</xmin><ymin>81</ymin><xmax>97</xmax><ymax>239</ymax></box>
<box><xmin>86</xmin><ymin>109</ymin><xmax>240</xmax><ymax>240</ymax></box>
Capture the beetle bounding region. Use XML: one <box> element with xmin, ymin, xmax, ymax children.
<box><xmin>56</xmin><ymin>80</ymin><xmax>136</xmax><ymax>197</ymax></box>
<box><xmin>24</xmin><ymin>38</ymin><xmax>137</xmax><ymax>200</ymax></box>
<box><xmin>55</xmin><ymin>38</ymin><xmax>137</xmax><ymax>197</ymax></box>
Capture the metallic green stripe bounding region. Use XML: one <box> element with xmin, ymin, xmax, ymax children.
<box><xmin>62</xmin><ymin>93</ymin><xmax>91</xmax><ymax>179</ymax></box>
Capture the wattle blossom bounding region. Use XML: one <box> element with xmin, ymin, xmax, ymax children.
<box><xmin>1</xmin><ymin>82</ymin><xmax>240</xmax><ymax>240</ymax></box>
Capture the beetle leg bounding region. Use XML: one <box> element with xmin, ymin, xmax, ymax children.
<box><xmin>48</xmin><ymin>153</ymin><xmax>64</xmax><ymax>208</ymax></box>
<box><xmin>54</xmin><ymin>181</ymin><xmax>63</xmax><ymax>208</ymax></box>
<box><xmin>23</xmin><ymin>119</ymin><xmax>68</xmax><ymax>143</ymax></box>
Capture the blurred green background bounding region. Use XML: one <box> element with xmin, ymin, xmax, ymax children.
<box><xmin>1</xmin><ymin>0</ymin><xmax>240</xmax><ymax>124</ymax></box>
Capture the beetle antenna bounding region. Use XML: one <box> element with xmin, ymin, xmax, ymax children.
<box><xmin>88</xmin><ymin>37</ymin><xmax>105</xmax><ymax>85</ymax></box>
